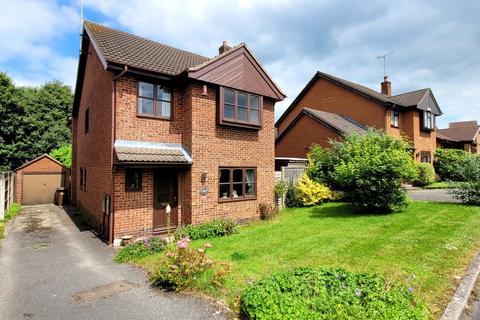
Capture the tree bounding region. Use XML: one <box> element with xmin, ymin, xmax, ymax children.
<box><xmin>49</xmin><ymin>144</ymin><xmax>72</xmax><ymax>168</ymax></box>
<box><xmin>0</xmin><ymin>72</ymin><xmax>73</xmax><ymax>171</ymax></box>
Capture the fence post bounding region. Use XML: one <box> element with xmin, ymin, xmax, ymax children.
<box><xmin>0</xmin><ymin>173</ymin><xmax>5</xmax><ymax>220</ymax></box>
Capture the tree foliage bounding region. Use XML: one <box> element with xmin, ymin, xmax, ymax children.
<box><xmin>434</xmin><ymin>148</ymin><xmax>480</xmax><ymax>182</ymax></box>
<box><xmin>49</xmin><ymin>144</ymin><xmax>72</xmax><ymax>168</ymax></box>
<box><xmin>0</xmin><ymin>72</ymin><xmax>72</xmax><ymax>171</ymax></box>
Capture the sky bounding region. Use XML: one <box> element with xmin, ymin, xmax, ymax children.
<box><xmin>0</xmin><ymin>0</ymin><xmax>479</xmax><ymax>127</ymax></box>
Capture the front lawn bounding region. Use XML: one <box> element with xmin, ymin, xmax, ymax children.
<box><xmin>136</xmin><ymin>201</ymin><xmax>480</xmax><ymax>318</ymax></box>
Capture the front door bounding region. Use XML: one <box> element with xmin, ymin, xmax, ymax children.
<box><xmin>153</xmin><ymin>169</ymin><xmax>178</xmax><ymax>231</ymax></box>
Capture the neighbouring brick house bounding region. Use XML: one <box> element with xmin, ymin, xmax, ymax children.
<box><xmin>275</xmin><ymin>71</ymin><xmax>442</xmax><ymax>163</ymax></box>
<box><xmin>437</xmin><ymin>121</ymin><xmax>480</xmax><ymax>154</ymax></box>
<box><xmin>72</xmin><ymin>21</ymin><xmax>285</xmax><ymax>242</ymax></box>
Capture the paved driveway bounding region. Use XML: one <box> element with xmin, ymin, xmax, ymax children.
<box><xmin>0</xmin><ymin>205</ymin><xmax>227</xmax><ymax>320</ymax></box>
<box><xmin>407</xmin><ymin>189</ymin><xmax>461</xmax><ymax>203</ymax></box>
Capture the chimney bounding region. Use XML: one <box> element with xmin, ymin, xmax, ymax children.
<box><xmin>381</xmin><ymin>76</ymin><xmax>392</xmax><ymax>96</ymax></box>
<box><xmin>218</xmin><ymin>41</ymin><xmax>231</xmax><ymax>55</ymax></box>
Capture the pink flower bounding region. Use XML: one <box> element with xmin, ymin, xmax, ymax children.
<box><xmin>176</xmin><ymin>237</ymin><xmax>191</xmax><ymax>249</ymax></box>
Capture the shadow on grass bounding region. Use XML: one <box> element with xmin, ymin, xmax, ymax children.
<box><xmin>310</xmin><ymin>203</ymin><xmax>390</xmax><ymax>219</ymax></box>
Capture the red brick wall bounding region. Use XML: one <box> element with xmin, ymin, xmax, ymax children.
<box><xmin>275</xmin><ymin>114</ymin><xmax>342</xmax><ymax>158</ymax></box>
<box><xmin>277</xmin><ymin>78</ymin><xmax>386</xmax><ymax>135</ymax></box>
<box><xmin>15</xmin><ymin>156</ymin><xmax>66</xmax><ymax>203</ymax></box>
<box><xmin>188</xmin><ymin>83</ymin><xmax>275</xmax><ymax>225</ymax></box>
<box><xmin>73</xmin><ymin>43</ymin><xmax>113</xmax><ymax>226</ymax></box>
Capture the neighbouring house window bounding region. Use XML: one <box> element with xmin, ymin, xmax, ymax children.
<box><xmin>138</xmin><ymin>81</ymin><xmax>172</xmax><ymax>118</ymax></box>
<box><xmin>219</xmin><ymin>168</ymin><xmax>256</xmax><ymax>201</ymax></box>
<box><xmin>220</xmin><ymin>87</ymin><xmax>261</xmax><ymax>127</ymax></box>
<box><xmin>423</xmin><ymin>111</ymin><xmax>435</xmax><ymax>130</ymax></box>
<box><xmin>420</xmin><ymin>151</ymin><xmax>431</xmax><ymax>163</ymax></box>
<box><xmin>125</xmin><ymin>168</ymin><xmax>142</xmax><ymax>191</ymax></box>
<box><xmin>391</xmin><ymin>110</ymin><xmax>399</xmax><ymax>127</ymax></box>
<box><xmin>84</xmin><ymin>108</ymin><xmax>89</xmax><ymax>133</ymax></box>
<box><xmin>83</xmin><ymin>168</ymin><xmax>87</xmax><ymax>191</ymax></box>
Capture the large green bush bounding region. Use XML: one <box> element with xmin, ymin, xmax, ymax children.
<box><xmin>413</xmin><ymin>163</ymin><xmax>436</xmax><ymax>187</ymax></box>
<box><xmin>434</xmin><ymin>149</ymin><xmax>480</xmax><ymax>182</ymax></box>
<box><xmin>174</xmin><ymin>219</ymin><xmax>238</xmax><ymax>240</ymax></box>
<box><xmin>240</xmin><ymin>267</ymin><xmax>427</xmax><ymax>320</ymax></box>
<box><xmin>307</xmin><ymin>145</ymin><xmax>337</xmax><ymax>186</ymax></box>
<box><xmin>450</xmin><ymin>182</ymin><xmax>480</xmax><ymax>205</ymax></box>
<box><xmin>327</xmin><ymin>130</ymin><xmax>416</xmax><ymax>212</ymax></box>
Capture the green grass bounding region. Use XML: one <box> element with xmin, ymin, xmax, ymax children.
<box><xmin>136</xmin><ymin>201</ymin><xmax>480</xmax><ymax>317</ymax></box>
<box><xmin>423</xmin><ymin>181</ymin><xmax>460</xmax><ymax>189</ymax></box>
<box><xmin>0</xmin><ymin>203</ymin><xmax>21</xmax><ymax>239</ymax></box>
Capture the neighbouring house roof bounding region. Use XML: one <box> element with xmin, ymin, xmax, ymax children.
<box><xmin>114</xmin><ymin>140</ymin><xmax>193</xmax><ymax>165</ymax></box>
<box><xmin>16</xmin><ymin>154</ymin><xmax>67</xmax><ymax>171</ymax></box>
<box><xmin>449</xmin><ymin>120</ymin><xmax>478</xmax><ymax>128</ymax></box>
<box><xmin>437</xmin><ymin>124</ymin><xmax>480</xmax><ymax>143</ymax></box>
<box><xmin>84</xmin><ymin>21</ymin><xmax>209</xmax><ymax>76</ymax></box>
<box><xmin>276</xmin><ymin>108</ymin><xmax>367</xmax><ymax>144</ymax></box>
<box><xmin>436</xmin><ymin>131</ymin><xmax>458</xmax><ymax>142</ymax></box>
<box><xmin>275</xmin><ymin>71</ymin><xmax>443</xmax><ymax>128</ymax></box>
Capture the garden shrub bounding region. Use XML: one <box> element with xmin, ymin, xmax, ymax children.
<box><xmin>114</xmin><ymin>236</ymin><xmax>167</xmax><ymax>263</ymax></box>
<box><xmin>285</xmin><ymin>183</ymin><xmax>302</xmax><ymax>208</ymax></box>
<box><xmin>450</xmin><ymin>181</ymin><xmax>480</xmax><ymax>205</ymax></box>
<box><xmin>150</xmin><ymin>237</ymin><xmax>228</xmax><ymax>290</ymax></box>
<box><xmin>174</xmin><ymin>219</ymin><xmax>238</xmax><ymax>240</ymax></box>
<box><xmin>434</xmin><ymin>149</ymin><xmax>480</xmax><ymax>182</ymax></box>
<box><xmin>259</xmin><ymin>203</ymin><xmax>277</xmax><ymax>220</ymax></box>
<box><xmin>329</xmin><ymin>130</ymin><xmax>416</xmax><ymax>213</ymax></box>
<box><xmin>296</xmin><ymin>173</ymin><xmax>336</xmax><ymax>206</ymax></box>
<box><xmin>274</xmin><ymin>180</ymin><xmax>286</xmax><ymax>200</ymax></box>
<box><xmin>413</xmin><ymin>163</ymin><xmax>436</xmax><ymax>187</ymax></box>
<box><xmin>240</xmin><ymin>267</ymin><xmax>427</xmax><ymax>320</ymax></box>
<box><xmin>307</xmin><ymin>144</ymin><xmax>337</xmax><ymax>186</ymax></box>
<box><xmin>49</xmin><ymin>144</ymin><xmax>72</xmax><ymax>168</ymax></box>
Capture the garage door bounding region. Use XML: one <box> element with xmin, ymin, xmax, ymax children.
<box><xmin>22</xmin><ymin>173</ymin><xmax>64</xmax><ymax>205</ymax></box>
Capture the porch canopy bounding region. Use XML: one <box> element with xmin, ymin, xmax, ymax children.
<box><xmin>114</xmin><ymin>140</ymin><xmax>192</xmax><ymax>166</ymax></box>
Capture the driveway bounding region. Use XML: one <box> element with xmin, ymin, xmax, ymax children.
<box><xmin>0</xmin><ymin>205</ymin><xmax>227</xmax><ymax>320</ymax></box>
<box><xmin>408</xmin><ymin>189</ymin><xmax>461</xmax><ymax>203</ymax></box>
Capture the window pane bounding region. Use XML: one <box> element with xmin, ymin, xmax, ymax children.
<box><xmin>219</xmin><ymin>169</ymin><xmax>230</xmax><ymax>183</ymax></box>
<box><xmin>250</xmin><ymin>110</ymin><xmax>259</xmax><ymax>124</ymax></box>
<box><xmin>224</xmin><ymin>89</ymin><xmax>234</xmax><ymax>104</ymax></box>
<box><xmin>250</xmin><ymin>95</ymin><xmax>259</xmax><ymax>110</ymax></box>
<box><xmin>219</xmin><ymin>184</ymin><xmax>230</xmax><ymax>199</ymax></box>
<box><xmin>139</xmin><ymin>82</ymin><xmax>154</xmax><ymax>98</ymax></box>
<box><xmin>224</xmin><ymin>104</ymin><xmax>235</xmax><ymax>119</ymax></box>
<box><xmin>157</xmin><ymin>85</ymin><xmax>171</xmax><ymax>101</ymax></box>
<box><xmin>238</xmin><ymin>107</ymin><xmax>247</xmax><ymax>121</ymax></box>
<box><xmin>232</xmin><ymin>183</ymin><xmax>243</xmax><ymax>198</ymax></box>
<box><xmin>157</xmin><ymin>101</ymin><xmax>171</xmax><ymax>118</ymax></box>
<box><xmin>139</xmin><ymin>98</ymin><xmax>154</xmax><ymax>114</ymax></box>
<box><xmin>238</xmin><ymin>93</ymin><xmax>247</xmax><ymax>107</ymax></box>
<box><xmin>246</xmin><ymin>182</ymin><xmax>255</xmax><ymax>196</ymax></box>
<box><xmin>233</xmin><ymin>169</ymin><xmax>243</xmax><ymax>182</ymax></box>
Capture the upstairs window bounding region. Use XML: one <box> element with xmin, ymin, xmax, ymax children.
<box><xmin>219</xmin><ymin>168</ymin><xmax>256</xmax><ymax>201</ymax></box>
<box><xmin>391</xmin><ymin>110</ymin><xmax>399</xmax><ymax>127</ymax></box>
<box><xmin>138</xmin><ymin>81</ymin><xmax>172</xmax><ymax>119</ymax></box>
<box><xmin>84</xmin><ymin>108</ymin><xmax>89</xmax><ymax>133</ymax></box>
<box><xmin>423</xmin><ymin>111</ymin><xmax>435</xmax><ymax>131</ymax></box>
<box><xmin>220</xmin><ymin>87</ymin><xmax>261</xmax><ymax>128</ymax></box>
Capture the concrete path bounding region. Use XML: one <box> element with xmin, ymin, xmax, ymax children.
<box><xmin>408</xmin><ymin>189</ymin><xmax>461</xmax><ymax>203</ymax></box>
<box><xmin>0</xmin><ymin>205</ymin><xmax>227</xmax><ymax>320</ymax></box>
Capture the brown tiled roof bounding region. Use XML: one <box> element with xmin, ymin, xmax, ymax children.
<box><xmin>304</xmin><ymin>108</ymin><xmax>367</xmax><ymax>135</ymax></box>
<box><xmin>84</xmin><ymin>21</ymin><xmax>209</xmax><ymax>76</ymax></box>
<box><xmin>449</xmin><ymin>121</ymin><xmax>478</xmax><ymax>128</ymax></box>
<box><xmin>438</xmin><ymin>125</ymin><xmax>480</xmax><ymax>142</ymax></box>
<box><xmin>114</xmin><ymin>140</ymin><xmax>192</xmax><ymax>164</ymax></box>
<box><xmin>436</xmin><ymin>131</ymin><xmax>458</xmax><ymax>142</ymax></box>
<box><xmin>389</xmin><ymin>88</ymin><xmax>430</xmax><ymax>107</ymax></box>
<box><xmin>316</xmin><ymin>71</ymin><xmax>391</xmax><ymax>103</ymax></box>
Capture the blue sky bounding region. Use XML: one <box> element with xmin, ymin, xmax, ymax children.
<box><xmin>1</xmin><ymin>0</ymin><xmax>479</xmax><ymax>127</ymax></box>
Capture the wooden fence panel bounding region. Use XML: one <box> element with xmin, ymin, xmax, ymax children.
<box><xmin>0</xmin><ymin>172</ymin><xmax>15</xmax><ymax>220</ymax></box>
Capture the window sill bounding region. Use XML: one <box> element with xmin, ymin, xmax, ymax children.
<box><xmin>390</xmin><ymin>125</ymin><xmax>399</xmax><ymax>129</ymax></box>
<box><xmin>125</xmin><ymin>189</ymin><xmax>142</xmax><ymax>192</ymax></box>
<box><xmin>137</xmin><ymin>113</ymin><xmax>172</xmax><ymax>121</ymax></box>
<box><xmin>218</xmin><ymin>196</ymin><xmax>257</xmax><ymax>203</ymax></box>
<box><xmin>218</xmin><ymin>119</ymin><xmax>261</xmax><ymax>130</ymax></box>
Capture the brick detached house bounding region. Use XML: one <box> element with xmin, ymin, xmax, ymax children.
<box><xmin>72</xmin><ymin>21</ymin><xmax>285</xmax><ymax>242</ymax></box>
<box><xmin>437</xmin><ymin>121</ymin><xmax>480</xmax><ymax>154</ymax></box>
<box><xmin>275</xmin><ymin>71</ymin><xmax>442</xmax><ymax>163</ymax></box>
